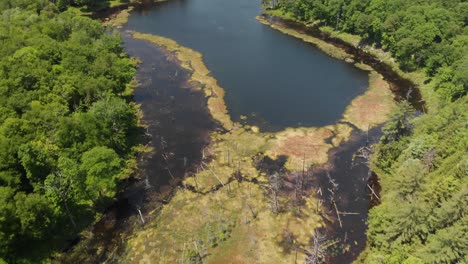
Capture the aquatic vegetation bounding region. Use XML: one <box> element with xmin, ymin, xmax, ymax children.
<box><xmin>267</xmin><ymin>127</ymin><xmax>333</xmax><ymax>171</ymax></box>
<box><xmin>122</xmin><ymin>18</ymin><xmax>400</xmax><ymax>263</ymax></box>
<box><xmin>131</xmin><ymin>32</ymin><xmax>235</xmax><ymax>130</ymax></box>
<box><xmin>342</xmin><ymin>71</ymin><xmax>396</xmax><ymax>131</ymax></box>
<box><xmin>257</xmin><ymin>16</ymin><xmax>398</xmax><ymax>132</ymax></box>
<box><xmin>123</xmin><ymin>127</ymin><xmax>324</xmax><ymax>263</ymax></box>
<box><xmin>256</xmin><ymin>16</ymin><xmax>350</xmax><ymax>61</ymax></box>
<box><xmin>103</xmin><ymin>6</ymin><xmax>134</xmax><ymax>28</ymax></box>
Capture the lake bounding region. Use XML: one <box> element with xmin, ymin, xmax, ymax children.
<box><xmin>124</xmin><ymin>0</ymin><xmax>369</xmax><ymax>131</ymax></box>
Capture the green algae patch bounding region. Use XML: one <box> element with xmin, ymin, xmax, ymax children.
<box><xmin>342</xmin><ymin>71</ymin><xmax>397</xmax><ymax>131</ymax></box>
<box><xmin>256</xmin><ymin>16</ymin><xmax>350</xmax><ymax>61</ymax></box>
<box><xmin>131</xmin><ymin>32</ymin><xmax>235</xmax><ymax>130</ymax></box>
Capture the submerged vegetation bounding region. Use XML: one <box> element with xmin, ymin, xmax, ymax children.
<box><xmin>0</xmin><ymin>1</ymin><xmax>139</xmax><ymax>262</ymax></box>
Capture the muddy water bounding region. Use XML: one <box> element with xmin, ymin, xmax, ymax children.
<box><xmin>124</xmin><ymin>0</ymin><xmax>369</xmax><ymax>131</ymax></box>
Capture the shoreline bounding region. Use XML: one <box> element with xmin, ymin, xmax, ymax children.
<box><xmin>65</xmin><ymin>3</ymin><xmax>427</xmax><ymax>262</ymax></box>
<box><xmin>258</xmin><ymin>14</ymin><xmax>427</xmax><ymax>113</ymax></box>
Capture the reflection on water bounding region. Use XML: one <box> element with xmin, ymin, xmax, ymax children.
<box><xmin>124</xmin><ymin>0</ymin><xmax>369</xmax><ymax>131</ymax></box>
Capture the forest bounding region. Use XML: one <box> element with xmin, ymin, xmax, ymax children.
<box><xmin>275</xmin><ymin>0</ymin><xmax>467</xmax><ymax>102</ymax></box>
<box><xmin>0</xmin><ymin>0</ymin><xmax>138</xmax><ymax>262</ymax></box>
<box><xmin>272</xmin><ymin>0</ymin><xmax>467</xmax><ymax>262</ymax></box>
<box><xmin>0</xmin><ymin>0</ymin><xmax>466</xmax><ymax>263</ymax></box>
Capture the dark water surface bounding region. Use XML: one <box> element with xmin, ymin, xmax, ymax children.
<box><xmin>124</xmin><ymin>0</ymin><xmax>368</xmax><ymax>131</ymax></box>
<box><xmin>59</xmin><ymin>33</ymin><xmax>217</xmax><ymax>263</ymax></box>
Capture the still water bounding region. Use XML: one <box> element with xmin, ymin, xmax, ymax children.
<box><xmin>124</xmin><ymin>0</ymin><xmax>368</xmax><ymax>131</ymax></box>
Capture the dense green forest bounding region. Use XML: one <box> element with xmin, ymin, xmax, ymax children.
<box><xmin>275</xmin><ymin>0</ymin><xmax>467</xmax><ymax>102</ymax></box>
<box><xmin>0</xmin><ymin>0</ymin><xmax>119</xmax><ymax>12</ymax></box>
<box><xmin>0</xmin><ymin>1</ymin><xmax>137</xmax><ymax>262</ymax></box>
<box><xmin>360</xmin><ymin>99</ymin><xmax>467</xmax><ymax>263</ymax></box>
<box><xmin>272</xmin><ymin>0</ymin><xmax>468</xmax><ymax>263</ymax></box>
<box><xmin>1</xmin><ymin>0</ymin><xmax>466</xmax><ymax>263</ymax></box>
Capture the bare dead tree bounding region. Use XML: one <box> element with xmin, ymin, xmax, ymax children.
<box><xmin>299</xmin><ymin>153</ymin><xmax>308</xmax><ymax>198</ymax></box>
<box><xmin>294</xmin><ymin>173</ymin><xmax>303</xmax><ymax>206</ymax></box>
<box><xmin>305</xmin><ymin>231</ymin><xmax>326</xmax><ymax>264</ymax></box>
<box><xmin>246</xmin><ymin>203</ymin><xmax>258</xmax><ymax>219</ymax></box>
<box><xmin>266</xmin><ymin>171</ymin><xmax>282</xmax><ymax>213</ymax></box>
<box><xmin>201</xmin><ymin>162</ymin><xmax>223</xmax><ymax>186</ymax></box>
<box><xmin>326</xmin><ymin>172</ymin><xmax>342</xmax><ymax>228</ymax></box>
<box><xmin>354</xmin><ymin>145</ymin><xmax>372</xmax><ymax>167</ymax></box>
<box><xmin>367</xmin><ymin>184</ymin><xmax>380</xmax><ymax>201</ymax></box>
<box><xmin>354</xmin><ymin>144</ymin><xmax>381</xmax><ymax>200</ymax></box>
<box><xmin>423</xmin><ymin>147</ymin><xmax>436</xmax><ymax>171</ymax></box>
<box><xmin>137</xmin><ymin>206</ymin><xmax>145</xmax><ymax>224</ymax></box>
<box><xmin>193</xmin><ymin>172</ymin><xmax>200</xmax><ymax>191</ymax></box>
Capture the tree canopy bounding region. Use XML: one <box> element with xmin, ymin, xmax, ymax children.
<box><xmin>272</xmin><ymin>0</ymin><xmax>467</xmax><ymax>262</ymax></box>
<box><xmin>274</xmin><ymin>0</ymin><xmax>467</xmax><ymax>102</ymax></box>
<box><xmin>0</xmin><ymin>1</ymin><xmax>137</xmax><ymax>262</ymax></box>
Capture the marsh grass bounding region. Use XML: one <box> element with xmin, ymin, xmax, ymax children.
<box><xmin>124</xmin><ymin>168</ymin><xmax>324</xmax><ymax>263</ymax></box>
<box><xmin>117</xmin><ymin>20</ymin><xmax>402</xmax><ymax>263</ymax></box>
<box><xmin>102</xmin><ymin>6</ymin><xmax>134</xmax><ymax>27</ymax></box>
<box><xmin>266</xmin><ymin>124</ymin><xmax>353</xmax><ymax>171</ymax></box>
<box><xmin>131</xmin><ymin>32</ymin><xmax>235</xmax><ymax>130</ymax></box>
<box><xmin>262</xmin><ymin>11</ymin><xmax>438</xmax><ymax>111</ymax></box>
<box><xmin>256</xmin><ymin>16</ymin><xmax>350</xmax><ymax>61</ymax></box>
<box><xmin>342</xmin><ymin>71</ymin><xmax>397</xmax><ymax>131</ymax></box>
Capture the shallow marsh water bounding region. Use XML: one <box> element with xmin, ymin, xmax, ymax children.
<box><xmin>124</xmin><ymin>0</ymin><xmax>369</xmax><ymax>131</ymax></box>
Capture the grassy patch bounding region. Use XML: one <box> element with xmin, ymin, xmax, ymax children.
<box><xmin>319</xmin><ymin>26</ymin><xmax>361</xmax><ymax>47</ymax></box>
<box><xmin>130</xmin><ymin>32</ymin><xmax>235</xmax><ymax>130</ymax></box>
<box><xmin>266</xmin><ymin>125</ymin><xmax>353</xmax><ymax>171</ymax></box>
<box><xmin>256</xmin><ymin>16</ymin><xmax>350</xmax><ymax>61</ymax></box>
<box><xmin>123</xmin><ymin>166</ymin><xmax>324</xmax><ymax>263</ymax></box>
<box><xmin>342</xmin><ymin>71</ymin><xmax>397</xmax><ymax>131</ymax></box>
<box><xmin>103</xmin><ymin>6</ymin><xmax>134</xmax><ymax>27</ymax></box>
<box><xmin>122</xmin><ymin>177</ymin><xmax>323</xmax><ymax>263</ymax></box>
<box><xmin>263</xmin><ymin>11</ymin><xmax>438</xmax><ymax>111</ymax></box>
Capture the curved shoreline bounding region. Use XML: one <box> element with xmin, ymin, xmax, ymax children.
<box><xmin>69</xmin><ymin>3</ymin><xmax>428</xmax><ymax>263</ymax></box>
<box><xmin>258</xmin><ymin>14</ymin><xmax>426</xmax><ymax>112</ymax></box>
<box><xmin>120</xmin><ymin>29</ymin><xmax>384</xmax><ymax>263</ymax></box>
